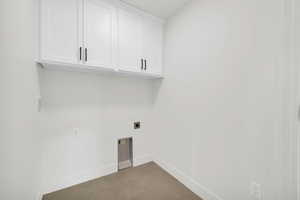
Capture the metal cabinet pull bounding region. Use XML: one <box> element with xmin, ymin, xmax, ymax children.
<box><xmin>141</xmin><ymin>59</ymin><xmax>144</xmax><ymax>70</ymax></box>
<box><xmin>79</xmin><ymin>47</ymin><xmax>82</xmax><ymax>61</ymax></box>
<box><xmin>144</xmin><ymin>59</ymin><xmax>147</xmax><ymax>71</ymax></box>
<box><xmin>85</xmin><ymin>48</ymin><xmax>88</xmax><ymax>62</ymax></box>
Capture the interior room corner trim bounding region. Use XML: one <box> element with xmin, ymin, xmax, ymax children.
<box><xmin>154</xmin><ymin>158</ymin><xmax>224</xmax><ymax>200</ymax></box>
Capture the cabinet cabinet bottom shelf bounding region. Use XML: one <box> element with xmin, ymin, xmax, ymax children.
<box><xmin>36</xmin><ymin>60</ymin><xmax>164</xmax><ymax>79</ymax></box>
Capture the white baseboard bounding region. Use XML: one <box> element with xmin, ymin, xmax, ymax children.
<box><xmin>37</xmin><ymin>156</ymin><xmax>221</xmax><ymax>200</ymax></box>
<box><xmin>36</xmin><ymin>193</ymin><xmax>44</xmax><ymax>200</ymax></box>
<box><xmin>154</xmin><ymin>158</ymin><xmax>224</xmax><ymax>200</ymax></box>
<box><xmin>133</xmin><ymin>155</ymin><xmax>153</xmax><ymax>167</ymax></box>
<box><xmin>37</xmin><ymin>155</ymin><xmax>153</xmax><ymax>200</ymax></box>
<box><xmin>37</xmin><ymin>162</ymin><xmax>116</xmax><ymax>200</ymax></box>
<box><xmin>119</xmin><ymin>160</ymin><xmax>132</xmax><ymax>170</ymax></box>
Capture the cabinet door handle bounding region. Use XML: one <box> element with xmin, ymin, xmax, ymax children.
<box><xmin>141</xmin><ymin>59</ymin><xmax>144</xmax><ymax>70</ymax></box>
<box><xmin>144</xmin><ymin>59</ymin><xmax>147</xmax><ymax>71</ymax></box>
<box><xmin>79</xmin><ymin>47</ymin><xmax>82</xmax><ymax>61</ymax></box>
<box><xmin>85</xmin><ymin>48</ymin><xmax>88</xmax><ymax>62</ymax></box>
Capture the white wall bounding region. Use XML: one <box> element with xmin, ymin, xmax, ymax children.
<box><xmin>0</xmin><ymin>0</ymin><xmax>154</xmax><ymax>199</ymax></box>
<box><xmin>295</xmin><ymin>0</ymin><xmax>300</xmax><ymax>199</ymax></box>
<box><xmin>37</xmin><ymin>69</ymin><xmax>154</xmax><ymax>194</ymax></box>
<box><xmin>0</xmin><ymin>1</ymin><xmax>39</xmax><ymax>200</ymax></box>
<box><xmin>151</xmin><ymin>0</ymin><xmax>296</xmax><ymax>200</ymax></box>
<box><xmin>0</xmin><ymin>0</ymin><xmax>297</xmax><ymax>200</ymax></box>
<box><xmin>0</xmin><ymin>0</ymin><xmax>40</xmax><ymax>200</ymax></box>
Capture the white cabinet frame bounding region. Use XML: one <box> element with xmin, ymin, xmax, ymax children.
<box><xmin>37</xmin><ymin>0</ymin><xmax>164</xmax><ymax>79</ymax></box>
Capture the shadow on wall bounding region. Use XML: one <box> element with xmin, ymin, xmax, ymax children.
<box><xmin>151</xmin><ymin>78</ymin><xmax>163</xmax><ymax>104</ymax></box>
<box><xmin>37</xmin><ymin>66</ymin><xmax>162</xmax><ymax>110</ymax></box>
<box><xmin>35</xmin><ymin>66</ymin><xmax>163</xmax><ymax>195</ymax></box>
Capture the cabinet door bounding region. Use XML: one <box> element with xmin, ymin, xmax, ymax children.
<box><xmin>117</xmin><ymin>9</ymin><xmax>142</xmax><ymax>72</ymax></box>
<box><xmin>84</xmin><ymin>0</ymin><xmax>115</xmax><ymax>68</ymax></box>
<box><xmin>141</xmin><ymin>19</ymin><xmax>163</xmax><ymax>75</ymax></box>
<box><xmin>40</xmin><ymin>0</ymin><xmax>82</xmax><ymax>63</ymax></box>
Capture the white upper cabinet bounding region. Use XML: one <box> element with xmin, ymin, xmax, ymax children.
<box><xmin>141</xmin><ymin>18</ymin><xmax>163</xmax><ymax>75</ymax></box>
<box><xmin>38</xmin><ymin>0</ymin><xmax>164</xmax><ymax>78</ymax></box>
<box><xmin>84</xmin><ymin>0</ymin><xmax>115</xmax><ymax>68</ymax></box>
<box><xmin>40</xmin><ymin>0</ymin><xmax>82</xmax><ymax>64</ymax></box>
<box><xmin>117</xmin><ymin>8</ymin><xmax>142</xmax><ymax>73</ymax></box>
<box><xmin>117</xmin><ymin>9</ymin><xmax>163</xmax><ymax>75</ymax></box>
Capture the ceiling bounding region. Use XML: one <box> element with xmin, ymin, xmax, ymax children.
<box><xmin>121</xmin><ymin>0</ymin><xmax>192</xmax><ymax>19</ymax></box>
